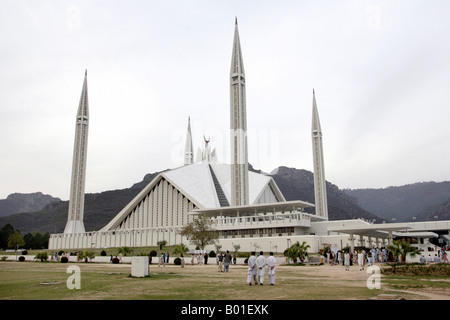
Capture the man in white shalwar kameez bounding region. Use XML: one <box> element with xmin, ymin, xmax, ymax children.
<box><xmin>344</xmin><ymin>252</ymin><xmax>350</xmax><ymax>271</ymax></box>
<box><xmin>247</xmin><ymin>252</ymin><xmax>257</xmax><ymax>285</ymax></box>
<box><xmin>255</xmin><ymin>251</ymin><xmax>267</xmax><ymax>285</ymax></box>
<box><xmin>357</xmin><ymin>250</ymin><xmax>365</xmax><ymax>271</ymax></box>
<box><xmin>267</xmin><ymin>252</ymin><xmax>276</xmax><ymax>285</ymax></box>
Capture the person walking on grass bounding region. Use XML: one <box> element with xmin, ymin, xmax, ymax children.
<box><xmin>267</xmin><ymin>252</ymin><xmax>276</xmax><ymax>285</ymax></box>
<box><xmin>159</xmin><ymin>253</ymin><xmax>165</xmax><ymax>267</ymax></box>
<box><xmin>217</xmin><ymin>252</ymin><xmax>224</xmax><ymax>272</ymax></box>
<box><xmin>224</xmin><ymin>250</ymin><xmax>232</xmax><ymax>272</ymax></box>
<box><xmin>358</xmin><ymin>250</ymin><xmax>365</xmax><ymax>271</ymax></box>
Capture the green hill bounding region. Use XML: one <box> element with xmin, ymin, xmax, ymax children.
<box><xmin>343</xmin><ymin>181</ymin><xmax>450</xmax><ymax>222</ymax></box>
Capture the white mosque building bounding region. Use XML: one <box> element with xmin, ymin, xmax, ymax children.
<box><xmin>49</xmin><ymin>20</ymin><xmax>450</xmax><ymax>256</ymax></box>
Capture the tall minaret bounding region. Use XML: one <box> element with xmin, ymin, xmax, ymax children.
<box><xmin>64</xmin><ymin>71</ymin><xmax>89</xmax><ymax>234</ymax></box>
<box><xmin>184</xmin><ymin>116</ymin><xmax>194</xmax><ymax>165</ymax></box>
<box><xmin>230</xmin><ymin>18</ymin><xmax>249</xmax><ymax>206</ymax></box>
<box><xmin>311</xmin><ymin>89</ymin><xmax>328</xmax><ymax>220</ymax></box>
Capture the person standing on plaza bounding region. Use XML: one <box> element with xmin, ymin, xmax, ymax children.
<box><xmin>255</xmin><ymin>251</ymin><xmax>267</xmax><ymax>285</ymax></box>
<box><xmin>267</xmin><ymin>252</ymin><xmax>276</xmax><ymax>285</ymax></box>
<box><xmin>247</xmin><ymin>252</ymin><xmax>257</xmax><ymax>285</ymax></box>
<box><xmin>217</xmin><ymin>252</ymin><xmax>224</xmax><ymax>272</ymax></box>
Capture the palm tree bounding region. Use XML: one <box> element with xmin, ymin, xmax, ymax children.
<box><xmin>284</xmin><ymin>241</ymin><xmax>310</xmax><ymax>264</ymax></box>
<box><xmin>118</xmin><ymin>246</ymin><xmax>132</xmax><ymax>256</ymax></box>
<box><xmin>77</xmin><ymin>251</ymin><xmax>95</xmax><ymax>262</ymax></box>
<box><xmin>297</xmin><ymin>241</ymin><xmax>311</xmax><ymax>262</ymax></box>
<box><xmin>173</xmin><ymin>243</ymin><xmax>189</xmax><ymax>255</ymax></box>
<box><xmin>387</xmin><ymin>240</ymin><xmax>421</xmax><ymax>263</ymax></box>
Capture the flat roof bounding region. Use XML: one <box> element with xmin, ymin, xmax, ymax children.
<box><xmin>393</xmin><ymin>231</ymin><xmax>438</xmax><ymax>238</ymax></box>
<box><xmin>328</xmin><ymin>220</ymin><xmax>450</xmax><ymax>239</ymax></box>
<box><xmin>189</xmin><ymin>200</ymin><xmax>317</xmax><ymax>216</ymax></box>
<box><xmin>329</xmin><ymin>222</ymin><xmax>411</xmax><ymax>233</ymax></box>
<box><xmin>327</xmin><ymin>222</ymin><xmax>413</xmax><ymax>238</ymax></box>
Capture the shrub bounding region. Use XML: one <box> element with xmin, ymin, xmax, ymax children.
<box><xmin>21</xmin><ymin>250</ymin><xmax>28</xmax><ymax>255</ymax></box>
<box><xmin>174</xmin><ymin>257</ymin><xmax>181</xmax><ymax>265</ymax></box>
<box><xmin>77</xmin><ymin>251</ymin><xmax>84</xmax><ymax>262</ymax></box>
<box><xmin>111</xmin><ymin>257</ymin><xmax>120</xmax><ymax>264</ymax></box>
<box><xmin>35</xmin><ymin>252</ymin><xmax>48</xmax><ymax>262</ymax></box>
<box><xmin>77</xmin><ymin>251</ymin><xmax>95</xmax><ymax>263</ymax></box>
<box><xmin>381</xmin><ymin>263</ymin><xmax>450</xmax><ymax>276</ymax></box>
<box><xmin>149</xmin><ymin>250</ymin><xmax>157</xmax><ymax>257</ymax></box>
<box><xmin>18</xmin><ymin>256</ymin><xmax>25</xmax><ymax>262</ymax></box>
<box><xmin>58</xmin><ymin>250</ymin><xmax>64</xmax><ymax>256</ymax></box>
<box><xmin>61</xmin><ymin>256</ymin><xmax>68</xmax><ymax>263</ymax></box>
<box><xmin>209</xmin><ymin>250</ymin><xmax>216</xmax><ymax>258</ymax></box>
<box><xmin>100</xmin><ymin>250</ymin><xmax>107</xmax><ymax>256</ymax></box>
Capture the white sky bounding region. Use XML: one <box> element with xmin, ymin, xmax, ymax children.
<box><xmin>1</xmin><ymin>0</ymin><xmax>450</xmax><ymax>200</ymax></box>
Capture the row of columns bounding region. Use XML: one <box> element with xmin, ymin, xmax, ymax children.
<box><xmin>348</xmin><ymin>231</ymin><xmax>393</xmax><ymax>252</ymax></box>
<box><xmin>49</xmin><ymin>227</ymin><xmax>185</xmax><ymax>250</ymax></box>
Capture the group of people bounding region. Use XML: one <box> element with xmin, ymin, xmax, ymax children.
<box><xmin>340</xmin><ymin>248</ymin><xmax>393</xmax><ymax>271</ymax></box>
<box><xmin>158</xmin><ymin>252</ymin><xmax>170</xmax><ymax>266</ymax></box>
<box><xmin>325</xmin><ymin>247</ymin><xmax>397</xmax><ymax>267</ymax></box>
<box><xmin>191</xmin><ymin>253</ymin><xmax>208</xmax><ymax>265</ymax></box>
<box><xmin>247</xmin><ymin>251</ymin><xmax>276</xmax><ymax>286</ymax></box>
<box><xmin>420</xmin><ymin>250</ymin><xmax>448</xmax><ymax>264</ymax></box>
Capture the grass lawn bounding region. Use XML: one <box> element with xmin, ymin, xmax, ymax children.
<box><xmin>2</xmin><ymin>260</ymin><xmax>449</xmax><ymax>301</ymax></box>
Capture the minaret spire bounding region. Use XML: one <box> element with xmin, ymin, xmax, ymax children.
<box><xmin>311</xmin><ymin>89</ymin><xmax>328</xmax><ymax>220</ymax></box>
<box><xmin>230</xmin><ymin>18</ymin><xmax>249</xmax><ymax>206</ymax></box>
<box><xmin>64</xmin><ymin>71</ymin><xmax>89</xmax><ymax>234</ymax></box>
<box><xmin>184</xmin><ymin>116</ymin><xmax>194</xmax><ymax>165</ymax></box>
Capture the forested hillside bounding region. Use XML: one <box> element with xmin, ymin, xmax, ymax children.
<box><xmin>344</xmin><ymin>181</ymin><xmax>450</xmax><ymax>221</ymax></box>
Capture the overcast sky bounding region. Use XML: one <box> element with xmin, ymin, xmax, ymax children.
<box><xmin>1</xmin><ymin>0</ymin><xmax>450</xmax><ymax>201</ymax></box>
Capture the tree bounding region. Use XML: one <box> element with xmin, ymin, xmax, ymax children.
<box><xmin>23</xmin><ymin>232</ymin><xmax>49</xmax><ymax>249</ymax></box>
<box><xmin>23</xmin><ymin>233</ymin><xmax>34</xmax><ymax>249</ymax></box>
<box><xmin>35</xmin><ymin>252</ymin><xmax>48</xmax><ymax>262</ymax></box>
<box><xmin>118</xmin><ymin>246</ymin><xmax>131</xmax><ymax>256</ymax></box>
<box><xmin>77</xmin><ymin>251</ymin><xmax>95</xmax><ymax>263</ymax></box>
<box><xmin>157</xmin><ymin>240</ymin><xmax>167</xmax><ymax>251</ymax></box>
<box><xmin>0</xmin><ymin>224</ymin><xmax>15</xmax><ymax>249</ymax></box>
<box><xmin>284</xmin><ymin>241</ymin><xmax>310</xmax><ymax>264</ymax></box>
<box><xmin>42</xmin><ymin>232</ymin><xmax>50</xmax><ymax>249</ymax></box>
<box><xmin>180</xmin><ymin>214</ymin><xmax>218</xmax><ymax>250</ymax></box>
<box><xmin>387</xmin><ymin>240</ymin><xmax>421</xmax><ymax>263</ymax></box>
<box><xmin>173</xmin><ymin>243</ymin><xmax>189</xmax><ymax>256</ymax></box>
<box><xmin>8</xmin><ymin>230</ymin><xmax>25</xmax><ymax>251</ymax></box>
<box><xmin>32</xmin><ymin>232</ymin><xmax>43</xmax><ymax>249</ymax></box>
<box><xmin>297</xmin><ymin>241</ymin><xmax>311</xmax><ymax>262</ymax></box>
